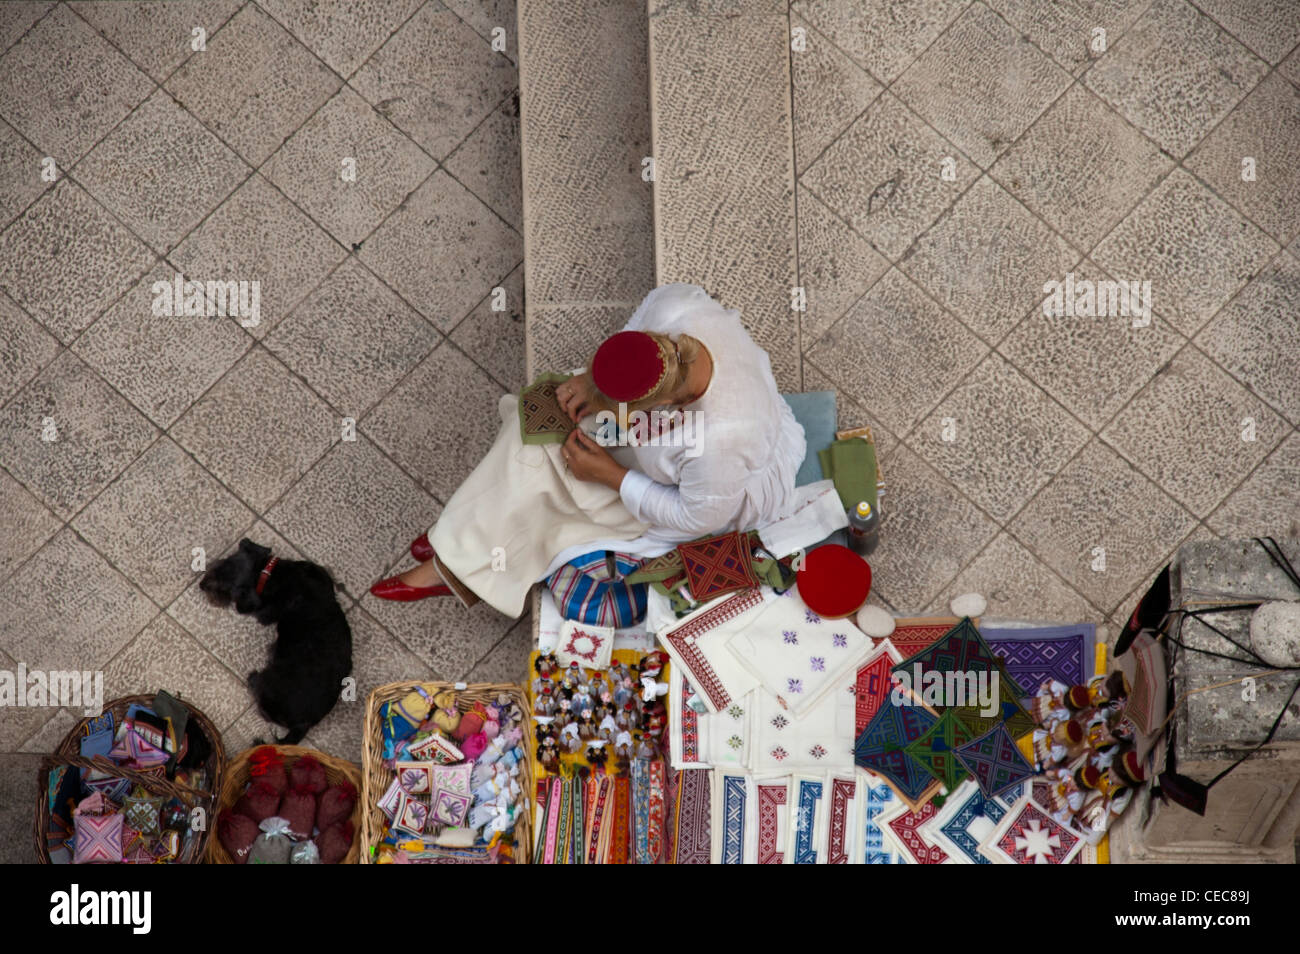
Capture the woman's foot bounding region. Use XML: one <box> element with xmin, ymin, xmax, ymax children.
<box><xmin>410</xmin><ymin>532</ymin><xmax>434</xmax><ymax>562</ymax></box>
<box><xmin>369</xmin><ymin>558</ymin><xmax>450</xmax><ymax>601</ymax></box>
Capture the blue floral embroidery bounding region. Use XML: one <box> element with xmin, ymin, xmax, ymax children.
<box><xmin>787</xmin><ymin>678</ymin><xmax>803</xmax><ymax>694</ymax></box>
<box><xmin>783</xmin><ymin>630</ymin><xmax>798</xmax><ymax>645</ymax></box>
<box><xmin>810</xmin><ymin>656</ymin><xmax>825</xmax><ymax>672</ymax></box>
<box><xmin>833</xmin><ymin>633</ymin><xmax>848</xmax><ymax>648</ymax></box>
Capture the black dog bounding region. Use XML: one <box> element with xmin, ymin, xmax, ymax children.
<box><xmin>200</xmin><ymin>539</ymin><xmax>352</xmax><ymax>745</ymax></box>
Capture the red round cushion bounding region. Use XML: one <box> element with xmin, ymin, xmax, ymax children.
<box><xmin>796</xmin><ymin>544</ymin><xmax>871</xmax><ymax>619</ymax></box>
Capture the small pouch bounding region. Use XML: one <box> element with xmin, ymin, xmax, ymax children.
<box><xmin>218</xmin><ymin>810</ymin><xmax>259</xmax><ymax>864</ymax></box>
<box><xmin>247</xmin><ymin>746</ymin><xmax>288</xmax><ymax>795</ymax></box>
<box><xmin>289</xmin><ymin>754</ymin><xmax>327</xmax><ymax>795</ymax></box>
<box><xmin>122</xmin><ymin>785</ymin><xmax>163</xmax><ymax>836</ymax></box>
<box><xmin>315</xmin><ymin>820</ymin><xmax>353</xmax><ymax>864</ymax></box>
<box><xmin>396</xmin><ymin>762</ymin><xmax>435</xmax><ymax>795</ymax></box>
<box><xmin>73</xmin><ymin>812</ymin><xmax>123</xmax><ymax>864</ymax></box>
<box><xmin>248</xmin><ymin>816</ymin><xmax>293</xmax><ymax>865</ymax></box>
<box><xmin>234</xmin><ymin>779</ymin><xmax>282</xmax><ymax>823</ymax></box>
<box><xmin>316</xmin><ymin>780</ymin><xmax>357</xmax><ymax>830</ymax></box>
<box><xmin>277</xmin><ymin>785</ymin><xmax>317</xmax><ymax>841</ymax></box>
<box><xmin>392</xmin><ymin>792</ymin><xmax>428</xmax><ymax>836</ymax></box>
<box><xmin>406</xmin><ymin>732</ymin><xmax>463</xmax><ymax>764</ymax></box>
<box><xmin>430</xmin><ymin>761</ymin><xmax>473</xmax><ymax>827</ymax></box>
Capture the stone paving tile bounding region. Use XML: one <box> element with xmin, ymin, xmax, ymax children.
<box><xmin>263</xmin><ymin>435</ymin><xmax>442</xmax><ymax>600</ymax></box>
<box><xmin>984</xmin><ymin>0</ymin><xmax>1152</xmax><ymax>75</ymax></box>
<box><xmin>71</xmin><ymin>437</ymin><xmax>254</xmax><ymax>605</ymax></box>
<box><xmin>526</xmin><ymin>304</ymin><xmax>639</xmax><ymax>380</ymax></box>
<box><xmin>858</xmin><ymin>444</ymin><xmax>999</xmax><ymax>611</ymax></box>
<box><xmin>800</xmin><ymin>361</ymin><xmax>899</xmax><ymax>462</ymax></box>
<box><xmin>17</xmin><ymin>707</ymin><xmax>77</xmax><ymax>753</ymax></box>
<box><xmin>0</xmin><ymin>467</ymin><xmax>59</xmax><ymax>580</ymax></box>
<box><xmin>264</xmin><ymin>258</ymin><xmax>440</xmax><ymax>418</ymax></box>
<box><xmin>71</xmin><ymin>263</ymin><xmax>252</xmax><ymax>428</ymax></box>
<box><xmin>999</xmin><ymin>259</ymin><xmax>1185</xmax><ymax>430</ymax></box>
<box><xmin>0</xmin><ymin>648</ymin><xmax>67</xmax><ymax>751</ymax></box>
<box><xmin>69</xmin><ymin>0</ymin><xmax>243</xmax><ymax>82</ymax></box>
<box><xmin>442</xmin><ymin>89</ymin><xmax>523</xmax><ymax>233</ymax></box>
<box><xmin>168</xmin><ymin>173</ymin><xmax>347</xmax><ymax>340</ymax></box>
<box><xmin>0</xmin><ymin>117</ymin><xmax>50</xmax><ymax>226</ymax></box>
<box><xmin>912</xmin><ymin>352</ymin><xmax>1091</xmax><ymax>521</ymax></box>
<box><xmin>805</xmin><ymin>268</ymin><xmax>988</xmax><ymax>436</ymax></box>
<box><xmin>1091</xmin><ymin>168</ymin><xmax>1278</xmax><ymax>337</ymax></box>
<box><xmin>169</xmin><ymin>348</ymin><xmax>337</xmax><ymax>512</ymax></box>
<box><xmin>0</xmin><ymin>528</ymin><xmax>157</xmax><ymax>671</ymax></box>
<box><xmin>1206</xmin><ymin>430</ymin><xmax>1300</xmax><ymax>539</ymax></box>
<box><xmin>0</xmin><ymin>2</ymin><xmax>54</xmax><ymax>55</ymax></box>
<box><xmin>165</xmin><ymin>2</ymin><xmax>342</xmax><ymax>166</ymax></box>
<box><xmin>221</xmin><ymin>703</ymin><xmax>285</xmax><ymax>752</ymax></box>
<box><xmin>352</xmin><ymin>3</ymin><xmax>516</xmax><ymax>162</ymax></box>
<box><xmin>448</xmin><ymin>262</ymin><xmax>527</xmax><ymax>393</ymax></box>
<box><xmin>262</xmin><ymin>85</ymin><xmax>437</xmax><ymax>249</ymax></box>
<box><xmin>923</xmin><ymin>531</ymin><xmax>1099</xmax><ymax>622</ymax></box>
<box><xmin>100</xmin><ymin>613</ymin><xmax>247</xmax><ymax>729</ymax></box>
<box><xmin>1082</xmin><ymin>0</ymin><xmax>1268</xmax><ymax>158</ymax></box>
<box><xmin>1100</xmin><ymin>347</ymin><xmax>1287</xmax><ymax>517</ymax></box>
<box><xmin>0</xmin><ymin>753</ymin><xmax>42</xmax><ymax>862</ymax></box>
<box><xmin>789</xmin><ymin>13</ymin><xmax>882</xmax><ymax>175</ymax></box>
<box><xmin>465</xmin><ymin>616</ymin><xmax>533</xmax><ymax>685</ymax></box>
<box><xmin>990</xmin><ymin>84</ymin><xmax>1173</xmax><ymax>253</ymax></box>
<box><xmin>0</xmin><ymin>180</ymin><xmax>154</xmax><ymax>344</ymax></box>
<box><xmin>1195</xmin><ymin>251</ymin><xmax>1300</xmax><ymax>426</ymax></box>
<box><xmin>1184</xmin><ymin>73</ymin><xmax>1300</xmax><ymax>245</ymax></box>
<box><xmin>1193</xmin><ymin>0</ymin><xmax>1300</xmax><ymax>64</ymax></box>
<box><xmin>444</xmin><ymin>0</ymin><xmax>519</xmax><ymax>64</ymax></box>
<box><xmin>1009</xmin><ymin>438</ymin><xmax>1198</xmax><ymax>613</ymax></box>
<box><xmin>0</xmin><ymin>291</ymin><xmax>58</xmax><ymax>408</ymax></box>
<box><xmin>900</xmin><ymin>176</ymin><xmax>1078</xmax><ymax>343</ymax></box>
<box><xmin>1282</xmin><ymin>43</ymin><xmax>1300</xmax><ymax>86</ymax></box>
<box><xmin>892</xmin><ymin>2</ymin><xmax>1073</xmax><ymax>169</ymax></box>
<box><xmin>796</xmin><ymin>184</ymin><xmax>889</xmax><ymax>347</ymax></box>
<box><xmin>0</xmin><ymin>351</ymin><xmax>159</xmax><ymax>520</ymax></box>
<box><xmin>0</xmin><ymin>4</ymin><xmax>152</xmax><ymax>165</ymax></box>
<box><xmin>362</xmin><ymin>341</ymin><xmax>505</xmax><ymax>502</ymax></box>
<box><xmin>791</xmin><ymin>0</ymin><xmax>969</xmax><ymax>84</ymax></box>
<box><xmin>257</xmin><ymin>0</ymin><xmax>426</xmax><ymax>78</ymax></box>
<box><xmin>359</xmin><ymin>169</ymin><xmax>521</xmax><ymax>330</ymax></box>
<box><xmin>800</xmin><ymin>91</ymin><xmax>978</xmax><ymax>261</ymax></box>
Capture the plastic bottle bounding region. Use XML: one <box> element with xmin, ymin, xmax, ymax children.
<box><xmin>847</xmin><ymin>500</ymin><xmax>879</xmax><ymax>556</ymax></box>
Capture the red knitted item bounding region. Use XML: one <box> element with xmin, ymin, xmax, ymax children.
<box><xmin>677</xmin><ymin>532</ymin><xmax>758</xmax><ymax>601</ymax></box>
<box><xmin>278</xmin><ymin>785</ymin><xmax>317</xmax><ymax>841</ymax></box>
<box><xmin>217</xmin><ymin>810</ymin><xmax>259</xmax><ymax>864</ymax></box>
<box><xmin>290</xmin><ymin>755</ymin><xmax>327</xmax><ymax>795</ymax></box>
<box><xmin>316</xmin><ymin>780</ymin><xmax>357</xmax><ymax>830</ymax></box>
<box><xmin>248</xmin><ymin>746</ymin><xmax>288</xmax><ymax>794</ymax></box>
<box><xmin>234</xmin><ymin>780</ymin><xmax>281</xmax><ymax>823</ymax></box>
<box><xmin>315</xmin><ymin>820</ymin><xmax>353</xmax><ymax>864</ymax></box>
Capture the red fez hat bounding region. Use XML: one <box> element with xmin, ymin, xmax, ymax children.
<box><xmin>1066</xmin><ymin>685</ymin><xmax>1091</xmax><ymax>710</ymax></box>
<box><xmin>592</xmin><ymin>331</ymin><xmax>670</xmax><ymax>402</ymax></box>
<box><xmin>795</xmin><ymin>544</ymin><xmax>871</xmax><ymax>619</ymax></box>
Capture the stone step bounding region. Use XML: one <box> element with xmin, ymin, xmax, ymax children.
<box><xmin>516</xmin><ymin>0</ymin><xmax>657</xmax><ymax>378</ymax></box>
<box><xmin>647</xmin><ymin>0</ymin><xmax>800</xmax><ymax>389</ymax></box>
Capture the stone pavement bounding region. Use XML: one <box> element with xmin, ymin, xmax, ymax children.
<box><xmin>1</xmin><ymin>0</ymin><xmax>1298</xmax><ymax>861</ymax></box>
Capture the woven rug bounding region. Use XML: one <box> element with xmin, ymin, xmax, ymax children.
<box><xmin>894</xmin><ymin>617</ymin><xmax>1024</xmax><ymax>699</ymax></box>
<box><xmin>983</xmin><ymin>622</ymin><xmax>1096</xmax><ymax>697</ymax></box>
<box><xmin>518</xmin><ymin>372</ymin><xmax>575</xmax><ymax>444</ymax></box>
<box><xmin>905</xmin><ymin>708</ymin><xmax>975</xmax><ymax>791</ymax></box>
<box><xmin>955</xmin><ymin>723</ymin><xmax>1037</xmax><ymax>799</ymax></box>
<box><xmin>854</xmin><ymin>701</ymin><xmax>938</xmax><ymax>805</ymax></box>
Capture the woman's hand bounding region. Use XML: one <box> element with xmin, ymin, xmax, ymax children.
<box><xmin>556</xmin><ymin>372</ymin><xmax>597</xmax><ymax>423</ymax></box>
<box><xmin>562</xmin><ymin>429</ymin><xmax>627</xmax><ymax>490</ymax></box>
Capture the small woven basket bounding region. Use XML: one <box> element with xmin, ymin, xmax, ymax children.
<box><xmin>361</xmin><ymin>681</ymin><xmax>532</xmax><ymax>864</ymax></box>
<box><xmin>34</xmin><ymin>693</ymin><xmax>226</xmax><ymax>864</ymax></box>
<box><xmin>207</xmin><ymin>745</ymin><xmax>364</xmax><ymax>864</ymax></box>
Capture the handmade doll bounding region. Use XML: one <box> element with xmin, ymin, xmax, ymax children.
<box><xmin>634</xmin><ymin>732</ymin><xmax>657</xmax><ymax>760</ymax></box>
<box><xmin>535</xmin><ymin>652</ymin><xmax>559</xmax><ymax>680</ymax></box>
<box><xmin>640</xmin><ymin>673</ymin><xmax>669</xmax><ymax>702</ymax></box>
<box><xmin>563</xmin><ymin>661</ymin><xmax>588</xmax><ymax>690</ymax></box>
<box><xmin>534</xmin><ymin>684</ymin><xmax>557</xmax><ymax>717</ymax></box>
<box><xmin>538</xmin><ymin>737</ymin><xmax>560</xmax><ymax>772</ymax></box>
<box><xmin>614</xmin><ymin>730</ymin><xmax>634</xmax><ymax>760</ymax></box>
<box><xmin>1030</xmin><ymin>680</ymin><xmax>1073</xmax><ymax>727</ymax></box>
<box><xmin>571</xmin><ymin>679</ymin><xmax>593</xmax><ymax>714</ymax></box>
<box><xmin>643</xmin><ymin>702</ymin><xmax>667</xmax><ymax>743</ymax></box>
<box><xmin>585</xmin><ymin>740</ymin><xmax>609</xmax><ymax>766</ymax></box>
<box><xmin>561</xmin><ymin>721</ymin><xmax>583</xmax><ymax>754</ymax></box>
<box><xmin>588</xmin><ymin>673</ymin><xmax>610</xmax><ymax>705</ymax></box>
<box><xmin>639</xmin><ymin>650</ymin><xmax>668</xmax><ymax>681</ymax></box>
<box><xmin>598</xmin><ymin>713</ymin><xmax>619</xmax><ymax>741</ymax></box>
<box><xmin>555</xmin><ymin>696</ymin><xmax>573</xmax><ymax>730</ymax></box>
<box><xmin>577</xmin><ymin>707</ymin><xmax>598</xmax><ymax>741</ymax></box>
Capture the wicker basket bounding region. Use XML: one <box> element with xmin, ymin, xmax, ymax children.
<box><xmin>207</xmin><ymin>745</ymin><xmax>364</xmax><ymax>864</ymax></box>
<box><xmin>34</xmin><ymin>693</ymin><xmax>226</xmax><ymax>864</ymax></box>
<box><xmin>361</xmin><ymin>681</ymin><xmax>532</xmax><ymax>864</ymax></box>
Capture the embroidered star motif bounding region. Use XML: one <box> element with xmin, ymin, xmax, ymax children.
<box><xmin>783</xmin><ymin>630</ymin><xmax>798</xmax><ymax>645</ymax></box>
<box><xmin>810</xmin><ymin>656</ymin><xmax>825</xmax><ymax>672</ymax></box>
<box><xmin>833</xmin><ymin>633</ymin><xmax>848</xmax><ymax>648</ymax></box>
<box><xmin>787</xmin><ymin>678</ymin><xmax>803</xmax><ymax>694</ymax></box>
<box><xmin>1014</xmin><ymin>819</ymin><xmax>1062</xmax><ymax>864</ymax></box>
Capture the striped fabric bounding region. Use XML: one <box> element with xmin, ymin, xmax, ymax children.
<box><xmin>546</xmin><ymin>550</ymin><xmax>647</xmax><ymax>628</ymax></box>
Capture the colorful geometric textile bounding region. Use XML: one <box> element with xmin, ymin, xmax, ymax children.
<box><xmin>626</xmin><ymin>549</ymin><xmax>684</xmax><ymax>584</ymax></box>
<box><xmin>430</xmin><ymin>761</ymin><xmax>472</xmax><ymax>826</ymax></box>
<box><xmin>648</xmin><ymin>759</ymin><xmax>666</xmax><ymax>863</ymax></box>
<box><xmin>610</xmin><ymin>776</ymin><xmax>631</xmax><ymax>864</ymax></box>
<box><xmin>855</xmin><ymin>637</ymin><xmax>903</xmax><ymax>736</ymax></box>
<box><xmin>894</xmin><ymin>617</ymin><xmax>1024</xmax><ymax>699</ymax></box>
<box><xmin>905</xmin><ymin>708</ymin><xmax>975</xmax><ymax>791</ymax></box>
<box><xmin>122</xmin><ymin>787</ymin><xmax>163</xmax><ymax>835</ymax></box>
<box><xmin>955</xmin><ymin>723</ymin><xmax>1037</xmax><ymax>799</ymax></box>
<box><xmin>949</xmin><ymin>662</ymin><xmax>1036</xmax><ymax>740</ymax></box>
<box><xmin>632</xmin><ymin>759</ymin><xmax>651</xmax><ymax>865</ymax></box>
<box><xmin>1120</xmin><ymin>631</ymin><xmax>1166</xmax><ymax>737</ymax></box>
<box><xmin>888</xmin><ymin>617</ymin><xmax>965</xmax><ymax>658</ymax></box>
<box><xmin>755</xmin><ymin>778</ymin><xmax>789</xmax><ymax>864</ymax></box>
<box><xmin>677</xmin><ymin>531</ymin><xmax>758</xmax><ymax>601</ymax></box>
<box><xmin>917</xmin><ymin>778</ymin><xmax>1012</xmax><ymax>864</ymax></box>
<box><xmin>673</xmin><ymin>769</ymin><xmax>711</xmax><ymax>864</ymax></box>
<box><xmin>73</xmin><ymin>811</ymin><xmax>123</xmax><ymax>864</ymax></box>
<box><xmin>979</xmin><ymin>797</ymin><xmax>1082</xmax><ymax>864</ymax></box>
<box><xmin>983</xmin><ymin>623</ymin><xmax>1095</xmax><ymax>697</ymax></box>
<box><xmin>826</xmin><ymin>775</ymin><xmax>858</xmax><ymax>865</ymax></box>
<box><xmin>546</xmin><ymin>550</ymin><xmax>647</xmax><ymax>628</ymax></box>
<box><xmin>854</xmin><ymin>701</ymin><xmax>938</xmax><ymax>803</ymax></box>
<box><xmin>877</xmin><ymin>797</ymin><xmax>947</xmax><ymax>864</ymax></box>
<box><xmin>861</xmin><ymin>776</ymin><xmax>904</xmax><ymax>864</ymax></box>
<box><xmin>555</xmin><ymin>618</ymin><xmax>616</xmax><ymax>671</ymax></box>
<box><xmin>712</xmin><ymin>771</ymin><xmax>752</xmax><ymax>864</ymax></box>
<box><xmin>518</xmin><ymin>372</ymin><xmax>574</xmax><ymax>444</ymax></box>
<box><xmin>789</xmin><ymin>775</ymin><xmax>825</xmax><ymax>864</ymax></box>
<box><xmin>658</xmin><ymin>588</ymin><xmax>765</xmax><ymax>713</ymax></box>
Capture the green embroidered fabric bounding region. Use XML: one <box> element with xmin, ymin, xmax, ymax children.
<box><xmin>519</xmin><ymin>372</ymin><xmax>575</xmax><ymax>445</ymax></box>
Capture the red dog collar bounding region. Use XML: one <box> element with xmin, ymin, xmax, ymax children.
<box><xmin>255</xmin><ymin>556</ymin><xmax>279</xmax><ymax>595</ymax></box>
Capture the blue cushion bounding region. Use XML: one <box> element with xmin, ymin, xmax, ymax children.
<box><xmin>781</xmin><ymin>390</ymin><xmax>837</xmax><ymax>488</ymax></box>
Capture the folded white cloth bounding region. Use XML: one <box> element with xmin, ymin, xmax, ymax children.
<box><xmin>747</xmin><ymin>675</ymin><xmax>856</xmax><ymax>774</ymax></box>
<box><xmin>756</xmin><ymin>479</ymin><xmax>848</xmax><ymax>557</ymax></box>
<box><xmin>655</xmin><ymin>589</ymin><xmax>773</xmax><ymax>713</ymax></box>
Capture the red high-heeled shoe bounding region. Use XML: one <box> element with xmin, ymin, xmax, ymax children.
<box><xmin>410</xmin><ymin>533</ymin><xmax>434</xmax><ymax>562</ymax></box>
<box><xmin>369</xmin><ymin>576</ymin><xmax>452</xmax><ymax>601</ymax></box>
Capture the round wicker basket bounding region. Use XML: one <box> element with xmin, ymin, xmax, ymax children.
<box><xmin>361</xmin><ymin>681</ymin><xmax>532</xmax><ymax>864</ymax></box>
<box><xmin>207</xmin><ymin>744</ymin><xmax>363</xmax><ymax>864</ymax></box>
<box><xmin>34</xmin><ymin>693</ymin><xmax>226</xmax><ymax>864</ymax></box>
